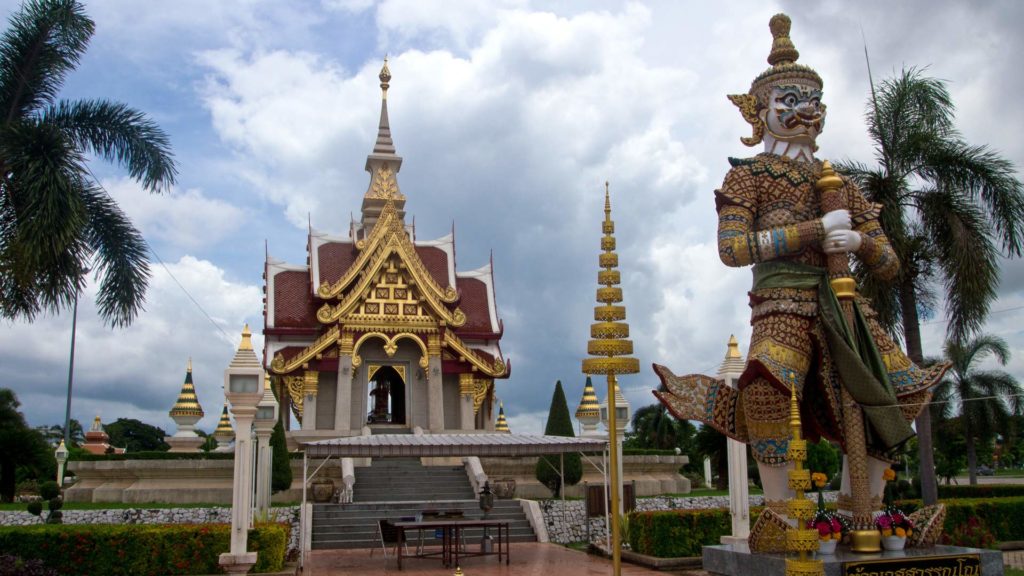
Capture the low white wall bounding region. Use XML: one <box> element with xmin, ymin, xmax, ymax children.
<box><xmin>539</xmin><ymin>491</ymin><xmax>839</xmax><ymax>544</ymax></box>
<box><xmin>0</xmin><ymin>506</ymin><xmax>302</xmax><ymax>553</ymax></box>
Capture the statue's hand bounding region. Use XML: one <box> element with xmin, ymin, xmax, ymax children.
<box><xmin>821</xmin><ymin>209</ymin><xmax>851</xmax><ymax>234</ymax></box>
<box><xmin>823</xmin><ymin>229</ymin><xmax>862</xmax><ymax>254</ymax></box>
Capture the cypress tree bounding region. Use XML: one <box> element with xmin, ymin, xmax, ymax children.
<box><xmin>535</xmin><ymin>381</ymin><xmax>582</xmax><ymax>496</ymax></box>
<box><xmin>270</xmin><ymin>418</ymin><xmax>292</xmax><ymax>493</ymax></box>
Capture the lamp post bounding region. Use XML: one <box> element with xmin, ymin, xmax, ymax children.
<box><xmin>479</xmin><ymin>481</ymin><xmax>495</xmax><ymax>553</ymax></box>
<box><xmin>219</xmin><ymin>325</ymin><xmax>263</xmax><ymax>575</ymax></box>
<box><xmin>54</xmin><ymin>440</ymin><xmax>69</xmax><ymax>488</ymax></box>
<box><xmin>254</xmin><ymin>374</ymin><xmax>279</xmax><ymax>520</ymax></box>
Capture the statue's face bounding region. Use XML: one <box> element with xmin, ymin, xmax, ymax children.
<box><xmin>761</xmin><ymin>84</ymin><xmax>826</xmax><ymax>144</ymax></box>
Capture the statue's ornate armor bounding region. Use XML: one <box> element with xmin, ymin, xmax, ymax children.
<box><xmin>656</xmin><ymin>154</ymin><xmax>942</xmax><ymax>466</ymax></box>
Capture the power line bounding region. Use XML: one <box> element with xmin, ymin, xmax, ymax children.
<box><xmin>88</xmin><ymin>168</ymin><xmax>234</xmax><ymax>344</ymax></box>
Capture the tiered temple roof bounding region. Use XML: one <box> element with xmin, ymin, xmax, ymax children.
<box><xmin>169</xmin><ymin>358</ymin><xmax>204</xmax><ymax>419</ymax></box>
<box><xmin>262</xmin><ymin>60</ymin><xmax>509</xmax><ymax>410</ymax></box>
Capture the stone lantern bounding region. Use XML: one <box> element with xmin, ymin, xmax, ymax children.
<box><xmin>254</xmin><ymin>373</ymin><xmax>280</xmax><ymax>518</ymax></box>
<box><xmin>219</xmin><ymin>324</ymin><xmax>264</xmax><ymax>575</ymax></box>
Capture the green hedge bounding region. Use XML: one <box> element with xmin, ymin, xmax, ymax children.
<box><xmin>628</xmin><ymin>509</ymin><xmax>732</xmax><ymax>557</ymax></box>
<box><xmin>0</xmin><ymin>523</ymin><xmax>289</xmax><ymax>575</ymax></box>
<box><xmin>937</xmin><ymin>484</ymin><xmax>1024</xmax><ymax>499</ymax></box>
<box><xmin>629</xmin><ymin>498</ymin><xmax>1024</xmax><ymax>558</ymax></box>
<box><xmin>71</xmin><ymin>451</ymin><xmax>305</xmax><ymax>461</ymax></box>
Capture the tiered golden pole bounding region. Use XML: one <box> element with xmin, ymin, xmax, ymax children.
<box><xmin>785</xmin><ymin>375</ymin><xmax>824</xmax><ymax>576</ymax></box>
<box><xmin>582</xmin><ymin>183</ymin><xmax>640</xmax><ymax>576</ymax></box>
<box><xmin>816</xmin><ymin>161</ymin><xmax>879</xmax><ymax>551</ymax></box>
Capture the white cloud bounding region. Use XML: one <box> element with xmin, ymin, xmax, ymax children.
<box><xmin>0</xmin><ymin>257</ymin><xmax>262</xmax><ymax>433</ymax></box>
<box><xmin>102</xmin><ymin>177</ymin><xmax>246</xmax><ymax>252</ymax></box>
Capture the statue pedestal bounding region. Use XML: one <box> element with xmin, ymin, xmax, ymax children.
<box><xmin>702</xmin><ymin>543</ymin><xmax>1003</xmax><ymax>576</ymax></box>
<box><xmin>165</xmin><ymin>436</ymin><xmax>204</xmax><ymax>453</ymax></box>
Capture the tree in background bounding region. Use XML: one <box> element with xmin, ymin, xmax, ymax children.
<box><xmin>631</xmin><ymin>387</ymin><xmax>697</xmax><ymax>453</ymax></box>
<box><xmin>270</xmin><ymin>418</ymin><xmax>291</xmax><ymax>493</ymax></box>
<box><xmin>0</xmin><ymin>388</ymin><xmax>53</xmax><ymax>502</ymax></box>
<box><xmin>535</xmin><ymin>381</ymin><xmax>582</xmax><ymax>497</ymax></box>
<box><xmin>933</xmin><ymin>334</ymin><xmax>1023</xmax><ymax>485</ymax></box>
<box><xmin>806</xmin><ymin>439</ymin><xmax>840</xmax><ymax>484</ymax></box>
<box><xmin>0</xmin><ymin>0</ymin><xmax>177</xmax><ymax>327</ymax></box>
<box><xmin>840</xmin><ymin>68</ymin><xmax>1024</xmax><ymax>504</ymax></box>
<box><xmin>104</xmin><ymin>418</ymin><xmax>169</xmax><ymax>452</ymax></box>
<box><xmin>694</xmin><ymin>425</ymin><xmax>728</xmax><ymax>490</ymax></box>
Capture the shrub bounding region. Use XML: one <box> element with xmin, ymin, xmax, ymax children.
<box><xmin>38</xmin><ymin>482</ymin><xmax>58</xmax><ymax>501</ymax></box>
<box><xmin>270</xmin><ymin>419</ymin><xmax>292</xmax><ymax>493</ymax></box>
<box><xmin>942</xmin><ymin>516</ymin><xmax>995</xmax><ymax>549</ymax></box>
<box><xmin>0</xmin><ymin>523</ymin><xmax>289</xmax><ymax>575</ymax></box>
<box><xmin>628</xmin><ymin>509</ymin><xmax>731</xmax><ymax>557</ymax></box>
<box><xmin>0</xmin><ymin>554</ymin><xmax>57</xmax><ymax>576</ymax></box>
<box><xmin>937</xmin><ymin>484</ymin><xmax>1024</xmax><ymax>499</ymax></box>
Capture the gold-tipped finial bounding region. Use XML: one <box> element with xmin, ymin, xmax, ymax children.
<box><xmin>767</xmin><ymin>13</ymin><xmax>799</xmax><ymax>66</ymax></box>
<box><xmin>239</xmin><ymin>324</ymin><xmax>253</xmax><ymax>350</ymax></box>
<box><xmin>726</xmin><ymin>335</ymin><xmax>741</xmax><ymax>359</ymax></box>
<box><xmin>380</xmin><ymin>56</ymin><xmax>391</xmax><ymax>98</ymax></box>
<box><xmin>187</xmin><ymin>357</ymin><xmax>192</xmax><ymax>373</ymax></box>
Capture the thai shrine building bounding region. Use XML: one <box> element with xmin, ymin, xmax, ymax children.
<box><xmin>263</xmin><ymin>61</ymin><xmax>510</xmax><ymax>443</ymax></box>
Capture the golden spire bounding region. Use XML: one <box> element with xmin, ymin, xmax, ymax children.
<box><xmin>727</xmin><ymin>335</ymin><xmax>741</xmax><ymax>358</ymax></box>
<box><xmin>582</xmin><ymin>181</ymin><xmax>638</xmax><ymax>576</ymax></box>
<box><xmin>784</xmin><ymin>372</ymin><xmax>823</xmax><ymax>576</ymax></box>
<box><xmin>170</xmin><ymin>358</ymin><xmax>204</xmax><ymax>419</ymax></box>
<box><xmin>495</xmin><ymin>402</ymin><xmax>510</xmax><ymax>433</ymax></box>
<box><xmin>380</xmin><ymin>56</ymin><xmax>391</xmax><ymax>99</ymax></box>
<box><xmin>575</xmin><ymin>376</ymin><xmax>601</xmax><ymax>420</ymax></box>
<box><xmin>582</xmin><ymin>182</ymin><xmax>640</xmax><ymax>377</ymax></box>
<box><xmin>214</xmin><ymin>402</ymin><xmax>234</xmax><ymax>440</ymax></box>
<box><xmin>239</xmin><ymin>324</ymin><xmax>253</xmax><ymax>350</ymax></box>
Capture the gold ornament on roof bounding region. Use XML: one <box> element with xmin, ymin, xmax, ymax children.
<box><xmin>380</xmin><ymin>57</ymin><xmax>391</xmax><ymax>98</ymax></box>
<box><xmin>575</xmin><ymin>377</ymin><xmax>601</xmax><ymax>420</ymax></box>
<box><xmin>495</xmin><ymin>402</ymin><xmax>510</xmax><ymax>433</ymax></box>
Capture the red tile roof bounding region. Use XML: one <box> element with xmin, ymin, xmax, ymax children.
<box><xmin>415</xmin><ymin>246</ymin><xmax>451</xmax><ymax>288</ymax></box>
<box><xmin>273</xmin><ymin>270</ymin><xmax>317</xmax><ymax>328</ymax></box>
<box><xmin>318</xmin><ymin>241</ymin><xmax>358</xmax><ymax>286</ymax></box>
<box><xmin>455</xmin><ymin>276</ymin><xmax>494</xmax><ymax>333</ymax></box>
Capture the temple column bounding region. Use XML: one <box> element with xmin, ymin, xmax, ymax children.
<box><xmin>459</xmin><ymin>373</ymin><xmax>475</xmax><ymax>431</ymax></box>
<box><xmin>302</xmin><ymin>370</ymin><xmax>319</xmax><ymax>431</ymax></box>
<box><xmin>482</xmin><ymin>380</ymin><xmax>495</xmax><ymax>431</ymax></box>
<box><xmin>718</xmin><ymin>336</ymin><xmax>750</xmax><ymax>545</ymax></box>
<box><xmin>335</xmin><ymin>336</ymin><xmax>354</xmax><ymax>433</ymax></box>
<box><xmin>427</xmin><ymin>336</ymin><xmax>444</xmax><ymax>432</ymax></box>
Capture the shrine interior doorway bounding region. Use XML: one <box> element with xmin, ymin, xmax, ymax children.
<box><xmin>366</xmin><ymin>365</ymin><xmax>407</xmax><ymax>426</ymax></box>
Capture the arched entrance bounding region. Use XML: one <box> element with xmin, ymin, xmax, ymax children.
<box><xmin>367</xmin><ymin>365</ymin><xmax>406</xmax><ymax>425</ymax></box>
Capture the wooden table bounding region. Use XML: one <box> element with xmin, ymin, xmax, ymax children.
<box><xmin>392</xmin><ymin>519</ymin><xmax>510</xmax><ymax>570</ymax></box>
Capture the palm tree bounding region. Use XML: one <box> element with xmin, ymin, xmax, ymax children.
<box><xmin>933</xmin><ymin>334</ymin><xmax>1023</xmax><ymax>485</ymax></box>
<box><xmin>631</xmin><ymin>402</ymin><xmax>684</xmax><ymax>450</ymax></box>
<box><xmin>840</xmin><ymin>68</ymin><xmax>1024</xmax><ymax>504</ymax></box>
<box><xmin>0</xmin><ymin>0</ymin><xmax>176</xmax><ymax>327</ymax></box>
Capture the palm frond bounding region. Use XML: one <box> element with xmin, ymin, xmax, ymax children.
<box><xmin>920</xmin><ymin>140</ymin><xmax>1024</xmax><ymax>256</ymax></box>
<box><xmin>918</xmin><ymin>189</ymin><xmax>999</xmax><ymax>342</ymax></box>
<box><xmin>79</xmin><ymin>185</ymin><xmax>149</xmax><ymax>327</ymax></box>
<box><xmin>42</xmin><ymin>99</ymin><xmax>177</xmax><ymax>192</ymax></box>
<box><xmin>0</xmin><ymin>0</ymin><xmax>93</xmax><ymax>123</ymax></box>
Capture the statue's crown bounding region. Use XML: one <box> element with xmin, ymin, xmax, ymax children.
<box><xmin>749</xmin><ymin>14</ymin><xmax>822</xmax><ymax>104</ymax></box>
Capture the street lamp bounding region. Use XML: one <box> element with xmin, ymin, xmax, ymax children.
<box><xmin>54</xmin><ymin>440</ymin><xmax>69</xmax><ymax>488</ymax></box>
<box><xmin>219</xmin><ymin>325</ymin><xmax>264</xmax><ymax>575</ymax></box>
<box><xmin>254</xmin><ymin>373</ymin><xmax>280</xmax><ymax>520</ymax></box>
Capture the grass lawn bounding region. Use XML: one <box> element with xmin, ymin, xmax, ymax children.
<box><xmin>1005</xmin><ymin>568</ymin><xmax>1024</xmax><ymax>576</ymax></box>
<box><xmin>995</xmin><ymin>469</ymin><xmax>1024</xmax><ymax>477</ymax></box>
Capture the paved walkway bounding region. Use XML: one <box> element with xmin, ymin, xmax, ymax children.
<box><xmin>303</xmin><ymin>543</ymin><xmax>666</xmax><ymax>575</ymax></box>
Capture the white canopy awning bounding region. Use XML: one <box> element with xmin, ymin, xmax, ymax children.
<box><xmin>303</xmin><ymin>433</ymin><xmax>608</xmax><ymax>458</ymax></box>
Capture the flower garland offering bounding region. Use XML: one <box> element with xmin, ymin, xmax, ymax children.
<box><xmin>876</xmin><ymin>506</ymin><xmax>914</xmax><ymax>539</ymax></box>
<box><xmin>808</xmin><ymin>510</ymin><xmax>844</xmax><ymax>542</ymax></box>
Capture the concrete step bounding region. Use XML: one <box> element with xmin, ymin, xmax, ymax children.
<box><xmin>311</xmin><ymin>533</ymin><xmax>538</xmax><ymax>550</ymax></box>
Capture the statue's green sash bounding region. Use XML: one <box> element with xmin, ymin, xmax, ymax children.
<box><xmin>752</xmin><ymin>260</ymin><xmax>914</xmax><ymax>452</ymax></box>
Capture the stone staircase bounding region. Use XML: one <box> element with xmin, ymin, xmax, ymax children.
<box><xmin>311</xmin><ymin>458</ymin><xmax>536</xmax><ymax>550</ymax></box>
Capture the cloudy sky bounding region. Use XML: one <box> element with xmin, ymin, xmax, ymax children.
<box><xmin>2</xmin><ymin>0</ymin><xmax>1023</xmax><ymax>438</ymax></box>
